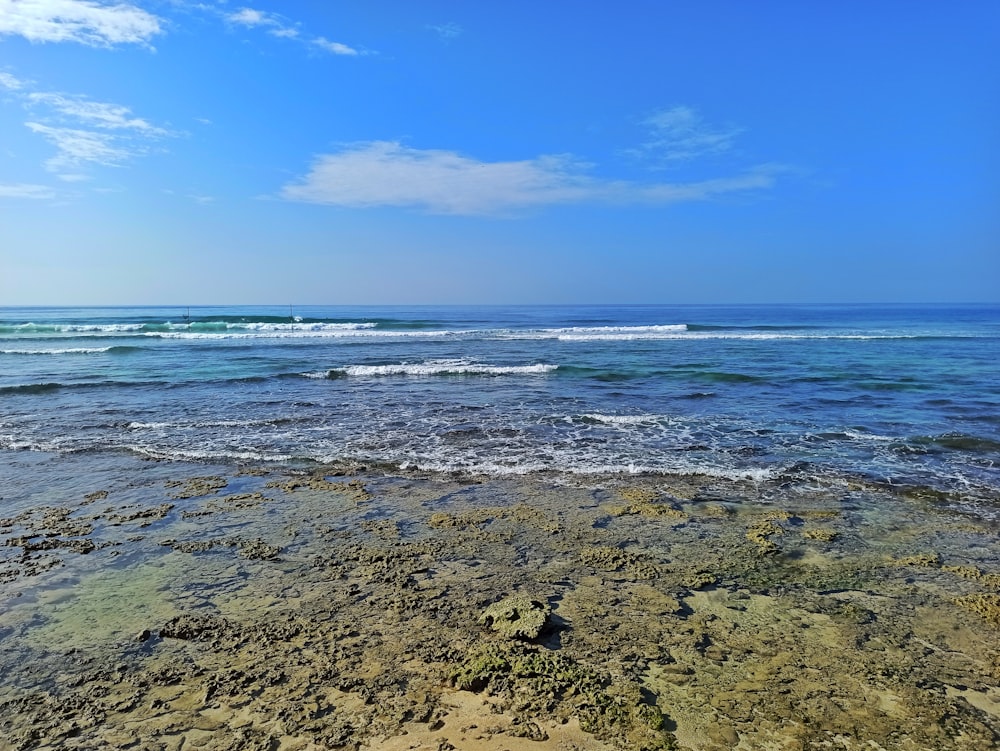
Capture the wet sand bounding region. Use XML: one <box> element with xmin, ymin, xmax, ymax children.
<box><xmin>1</xmin><ymin>457</ymin><xmax>998</xmax><ymax>750</ymax></box>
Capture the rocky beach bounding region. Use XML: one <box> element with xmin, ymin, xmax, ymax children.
<box><xmin>1</xmin><ymin>453</ymin><xmax>998</xmax><ymax>750</ymax></box>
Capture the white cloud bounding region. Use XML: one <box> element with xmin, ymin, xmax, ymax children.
<box><xmin>57</xmin><ymin>172</ymin><xmax>90</xmax><ymax>182</ymax></box>
<box><xmin>227</xmin><ymin>8</ymin><xmax>269</xmax><ymax>27</ymax></box>
<box><xmin>226</xmin><ymin>6</ymin><xmax>361</xmax><ymax>55</ymax></box>
<box><xmin>312</xmin><ymin>36</ymin><xmax>358</xmax><ymax>56</ymax></box>
<box><xmin>0</xmin><ymin>182</ymin><xmax>55</xmax><ymax>199</ymax></box>
<box><xmin>25</xmin><ymin>121</ymin><xmax>133</xmax><ymax>170</ymax></box>
<box><xmin>227</xmin><ymin>7</ymin><xmax>300</xmax><ymax>40</ymax></box>
<box><xmin>28</xmin><ymin>92</ymin><xmax>167</xmax><ymax>134</ymax></box>
<box><xmin>0</xmin><ymin>71</ymin><xmax>25</xmax><ymax>90</ymax></box>
<box><xmin>17</xmin><ymin>88</ymin><xmax>173</xmax><ymax>173</ymax></box>
<box><xmin>427</xmin><ymin>22</ymin><xmax>462</xmax><ymax>40</ymax></box>
<box><xmin>0</xmin><ymin>0</ymin><xmax>162</xmax><ymax>47</ymax></box>
<box><xmin>633</xmin><ymin>105</ymin><xmax>742</xmax><ymax>164</ymax></box>
<box><xmin>281</xmin><ymin>141</ymin><xmax>778</xmax><ymax>216</ymax></box>
<box><xmin>268</xmin><ymin>26</ymin><xmax>298</xmax><ymax>39</ymax></box>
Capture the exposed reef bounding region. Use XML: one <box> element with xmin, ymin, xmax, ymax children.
<box><xmin>1</xmin><ymin>465</ymin><xmax>998</xmax><ymax>750</ymax></box>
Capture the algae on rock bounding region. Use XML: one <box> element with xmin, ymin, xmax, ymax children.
<box><xmin>479</xmin><ymin>595</ymin><xmax>551</xmax><ymax>640</ymax></box>
<box><xmin>450</xmin><ymin>640</ymin><xmax>675</xmax><ymax>751</ymax></box>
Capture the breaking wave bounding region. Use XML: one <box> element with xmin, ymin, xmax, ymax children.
<box><xmin>319</xmin><ymin>360</ymin><xmax>559</xmax><ymax>377</ymax></box>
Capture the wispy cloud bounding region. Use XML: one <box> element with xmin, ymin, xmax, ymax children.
<box><xmin>281</xmin><ymin>141</ymin><xmax>779</xmax><ymax>216</ymax></box>
<box><xmin>0</xmin><ymin>71</ymin><xmax>25</xmax><ymax>90</ymax></box>
<box><xmin>0</xmin><ymin>182</ymin><xmax>55</xmax><ymax>199</ymax></box>
<box><xmin>312</xmin><ymin>36</ymin><xmax>358</xmax><ymax>56</ymax></box>
<box><xmin>630</xmin><ymin>106</ymin><xmax>742</xmax><ymax>165</ymax></box>
<box><xmin>228</xmin><ymin>8</ymin><xmax>271</xmax><ymax>27</ymax></box>
<box><xmin>28</xmin><ymin>92</ymin><xmax>168</xmax><ymax>134</ymax></box>
<box><xmin>17</xmin><ymin>88</ymin><xmax>173</xmax><ymax>173</ymax></box>
<box><xmin>227</xmin><ymin>6</ymin><xmax>361</xmax><ymax>54</ymax></box>
<box><xmin>227</xmin><ymin>6</ymin><xmax>293</xmax><ymax>37</ymax></box>
<box><xmin>427</xmin><ymin>22</ymin><xmax>463</xmax><ymax>40</ymax></box>
<box><xmin>26</xmin><ymin>122</ymin><xmax>133</xmax><ymax>170</ymax></box>
<box><xmin>0</xmin><ymin>0</ymin><xmax>162</xmax><ymax>47</ymax></box>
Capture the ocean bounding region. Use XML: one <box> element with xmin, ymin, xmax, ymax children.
<box><xmin>2</xmin><ymin>303</ymin><xmax>998</xmax><ymax>516</ymax></box>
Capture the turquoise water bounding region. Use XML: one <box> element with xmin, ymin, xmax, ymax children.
<box><xmin>1</xmin><ymin>304</ymin><xmax>998</xmax><ymax>514</ymax></box>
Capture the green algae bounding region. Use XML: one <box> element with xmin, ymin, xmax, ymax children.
<box><xmin>955</xmin><ymin>593</ymin><xmax>1000</xmax><ymax>626</ymax></box>
<box><xmin>451</xmin><ymin>640</ymin><xmax>675</xmax><ymax>750</ymax></box>
<box><xmin>479</xmin><ymin>595</ymin><xmax>551</xmax><ymax>640</ymax></box>
<box><xmin>15</xmin><ymin>556</ymin><xmax>188</xmax><ymax>651</ymax></box>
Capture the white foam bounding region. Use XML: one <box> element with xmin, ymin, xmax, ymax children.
<box><xmin>0</xmin><ymin>347</ymin><xmax>114</xmax><ymax>355</ymax></box>
<box><xmin>403</xmin><ymin>457</ymin><xmax>780</xmax><ymax>482</ymax></box>
<box><xmin>127</xmin><ymin>445</ymin><xmax>294</xmax><ymax>462</ymax></box>
<box><xmin>59</xmin><ymin>323</ymin><xmax>146</xmax><ymax>332</ymax></box>
<box><xmin>330</xmin><ymin>360</ymin><xmax>558</xmax><ymax>377</ymax></box>
<box><xmin>235</xmin><ymin>322</ymin><xmax>376</xmax><ymax>332</ymax></box>
<box><xmin>554</xmin><ymin>332</ymin><xmax>915</xmax><ymax>341</ymax></box>
<box><xmin>126</xmin><ymin>419</ymin><xmax>289</xmax><ymax>430</ymax></box>
<box><xmin>500</xmin><ymin>324</ymin><xmax>687</xmax><ymax>340</ymax></box>
<box><xmin>582</xmin><ymin>413</ymin><xmax>663</xmax><ymax>425</ymax></box>
<box><xmin>153</xmin><ymin>328</ymin><xmax>458</xmax><ymax>340</ymax></box>
<box><xmin>842</xmin><ymin>430</ymin><xmax>895</xmax><ymax>442</ymax></box>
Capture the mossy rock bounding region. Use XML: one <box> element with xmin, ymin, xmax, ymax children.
<box><xmin>803</xmin><ymin>528</ymin><xmax>839</xmax><ymax>542</ymax></box>
<box><xmin>450</xmin><ymin>641</ymin><xmax>675</xmax><ymax>750</ymax></box>
<box><xmin>746</xmin><ymin>519</ymin><xmax>783</xmax><ymax>554</ymax></box>
<box><xmin>479</xmin><ymin>595</ymin><xmax>550</xmax><ymax>640</ymax></box>
<box><xmin>954</xmin><ymin>593</ymin><xmax>1000</xmax><ymax>626</ymax></box>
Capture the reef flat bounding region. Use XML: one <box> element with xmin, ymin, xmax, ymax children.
<box><xmin>1</xmin><ymin>457</ymin><xmax>998</xmax><ymax>750</ymax></box>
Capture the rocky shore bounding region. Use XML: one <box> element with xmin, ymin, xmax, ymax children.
<box><xmin>1</xmin><ymin>459</ymin><xmax>998</xmax><ymax>750</ymax></box>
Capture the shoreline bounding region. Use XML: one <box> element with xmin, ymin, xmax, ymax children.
<box><xmin>1</xmin><ymin>455</ymin><xmax>999</xmax><ymax>749</ymax></box>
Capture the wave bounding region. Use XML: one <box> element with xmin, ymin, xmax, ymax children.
<box><xmin>580</xmin><ymin>413</ymin><xmax>664</xmax><ymax>426</ymax></box>
<box><xmin>0</xmin><ymin>321</ymin><xmax>379</xmax><ymax>336</ymax></box>
<box><xmin>910</xmin><ymin>432</ymin><xmax>1000</xmax><ymax>454</ymax></box>
<box><xmin>125</xmin><ymin>417</ymin><xmax>299</xmax><ymax>430</ymax></box>
<box><xmin>126</xmin><ymin>446</ymin><xmax>296</xmax><ymax>463</ymax></box>
<box><xmin>1</xmin><ymin>318</ymin><xmax>970</xmax><ymax>344</ymax></box>
<box><xmin>154</xmin><ymin>327</ymin><xmax>458</xmax><ymax>341</ymax></box>
<box><xmin>501</xmin><ymin>324</ymin><xmax>687</xmax><ymax>341</ymax></box>
<box><xmin>687</xmin><ymin>323</ymin><xmax>827</xmax><ymax>332</ymax></box>
<box><xmin>320</xmin><ymin>360</ymin><xmax>559</xmax><ymax>377</ymax></box>
<box><xmin>0</xmin><ymin>379</ymin><xmax>148</xmax><ymax>395</ymax></box>
<box><xmin>0</xmin><ymin>345</ymin><xmax>138</xmax><ymax>355</ymax></box>
<box><xmin>400</xmin><ymin>457</ymin><xmax>780</xmax><ymax>483</ymax></box>
<box><xmin>0</xmin><ymin>382</ymin><xmax>65</xmax><ymax>395</ymax></box>
<box><xmin>494</xmin><ymin>323</ymin><xmax>932</xmax><ymax>341</ymax></box>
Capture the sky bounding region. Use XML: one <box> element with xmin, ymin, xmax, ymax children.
<box><xmin>0</xmin><ymin>0</ymin><xmax>997</xmax><ymax>305</ymax></box>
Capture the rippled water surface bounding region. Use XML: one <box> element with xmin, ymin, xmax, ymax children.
<box><xmin>2</xmin><ymin>303</ymin><xmax>998</xmax><ymax>513</ymax></box>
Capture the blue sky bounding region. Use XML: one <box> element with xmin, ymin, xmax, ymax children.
<box><xmin>1</xmin><ymin>1</ymin><xmax>997</xmax><ymax>304</ymax></box>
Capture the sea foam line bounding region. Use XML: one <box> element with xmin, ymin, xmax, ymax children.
<box><xmin>401</xmin><ymin>458</ymin><xmax>780</xmax><ymax>482</ymax></box>
<box><xmin>153</xmin><ymin>328</ymin><xmax>459</xmax><ymax>340</ymax></box>
<box><xmin>0</xmin><ymin>321</ymin><xmax>378</xmax><ymax>335</ymax></box>
<box><xmin>581</xmin><ymin>413</ymin><xmax>664</xmax><ymax>425</ymax></box>
<box><xmin>321</xmin><ymin>360</ymin><xmax>559</xmax><ymax>377</ymax></box>
<box><xmin>0</xmin><ymin>347</ymin><xmax>116</xmax><ymax>355</ymax></box>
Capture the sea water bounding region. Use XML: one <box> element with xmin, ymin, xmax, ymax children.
<box><xmin>1</xmin><ymin>304</ymin><xmax>998</xmax><ymax>516</ymax></box>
